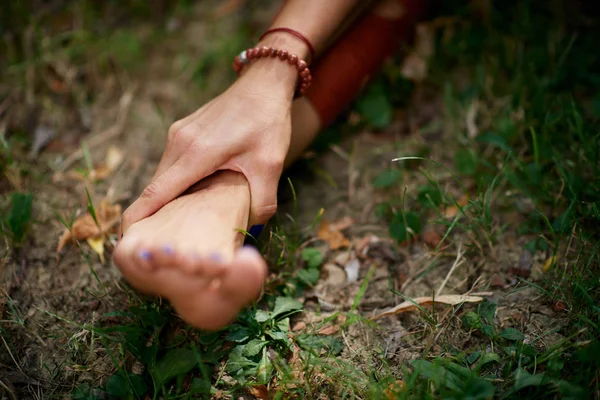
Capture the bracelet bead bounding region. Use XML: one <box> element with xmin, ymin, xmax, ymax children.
<box><xmin>296</xmin><ymin>60</ymin><xmax>307</xmax><ymax>72</ymax></box>
<box><xmin>278</xmin><ymin>49</ymin><xmax>289</xmax><ymax>61</ymax></box>
<box><xmin>233</xmin><ymin>46</ymin><xmax>312</xmax><ymax>96</ymax></box>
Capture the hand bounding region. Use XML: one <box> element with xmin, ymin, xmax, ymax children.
<box><xmin>121</xmin><ymin>36</ymin><xmax>308</xmax><ymax>233</ymax></box>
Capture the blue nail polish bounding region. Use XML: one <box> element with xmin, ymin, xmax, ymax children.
<box><xmin>248</xmin><ymin>224</ymin><xmax>264</xmax><ymax>238</ymax></box>
<box><xmin>162</xmin><ymin>245</ymin><xmax>174</xmax><ymax>255</ymax></box>
<box><xmin>210</xmin><ymin>252</ymin><xmax>223</xmax><ymax>262</ymax></box>
<box><xmin>139</xmin><ymin>250</ymin><xmax>152</xmax><ymax>260</ymax></box>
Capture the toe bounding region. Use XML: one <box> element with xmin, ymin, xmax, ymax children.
<box><xmin>220</xmin><ymin>245</ymin><xmax>267</xmax><ymax>302</ymax></box>
<box><xmin>180</xmin><ymin>252</ymin><xmax>230</xmax><ymax>278</ymax></box>
<box><xmin>114</xmin><ymin>236</ymin><xmax>154</xmax><ymax>272</ymax></box>
<box><xmin>148</xmin><ymin>243</ymin><xmax>179</xmax><ymax>268</ymax></box>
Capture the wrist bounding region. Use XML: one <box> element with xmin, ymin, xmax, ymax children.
<box><xmin>236</xmin><ymin>33</ymin><xmax>311</xmax><ymax>98</ymax></box>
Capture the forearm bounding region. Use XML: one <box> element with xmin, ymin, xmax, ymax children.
<box><xmin>239</xmin><ymin>0</ymin><xmax>367</xmax><ymax>99</ymax></box>
<box><xmin>268</xmin><ymin>0</ymin><xmax>367</xmax><ymax>58</ymax></box>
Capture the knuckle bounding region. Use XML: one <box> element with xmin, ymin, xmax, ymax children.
<box><xmin>167</xmin><ymin>121</ymin><xmax>182</xmax><ymax>140</ymax></box>
<box><xmin>141</xmin><ymin>181</ymin><xmax>160</xmax><ymax>199</ymax></box>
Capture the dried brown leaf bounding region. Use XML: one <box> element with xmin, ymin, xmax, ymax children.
<box><xmin>317</xmin><ymin>219</ymin><xmax>351</xmax><ymax>250</ymax></box>
<box><xmin>370</xmin><ymin>294</ymin><xmax>485</xmax><ymax>320</ymax></box>
<box><xmin>422</xmin><ymin>230</ymin><xmax>442</xmax><ymax>248</ymax></box>
<box><xmin>329</xmin><ymin>216</ymin><xmax>354</xmax><ymax>231</ymax></box>
<box><xmin>443</xmin><ymin>194</ymin><xmax>470</xmax><ymax>219</ymax></box>
<box><xmin>247</xmin><ymin>385</ymin><xmax>269</xmax><ymax>400</ymax></box>
<box><xmin>57</xmin><ymin>201</ymin><xmax>121</xmax><ymax>252</ymax></box>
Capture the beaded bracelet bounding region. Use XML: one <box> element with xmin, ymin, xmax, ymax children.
<box><xmin>232</xmin><ymin>46</ymin><xmax>312</xmax><ymax>95</ymax></box>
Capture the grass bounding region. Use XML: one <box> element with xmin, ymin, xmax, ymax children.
<box><xmin>1</xmin><ymin>0</ymin><xmax>599</xmax><ymax>399</ymax></box>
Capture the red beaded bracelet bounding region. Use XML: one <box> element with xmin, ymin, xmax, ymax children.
<box><xmin>232</xmin><ymin>46</ymin><xmax>312</xmax><ymax>95</ymax></box>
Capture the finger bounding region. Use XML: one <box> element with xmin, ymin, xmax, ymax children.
<box><xmin>121</xmin><ymin>152</ymin><xmax>222</xmax><ymax>232</ymax></box>
<box><xmin>152</xmin><ymin>114</ymin><xmax>205</xmax><ymax>180</ymax></box>
<box><xmin>246</xmin><ymin>162</ymin><xmax>282</xmax><ymax>226</ymax></box>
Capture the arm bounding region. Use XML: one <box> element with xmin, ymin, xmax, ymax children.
<box><xmin>121</xmin><ymin>1</ymin><xmax>369</xmax><ymax>233</ymax></box>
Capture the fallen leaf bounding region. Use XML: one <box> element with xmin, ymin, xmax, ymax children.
<box><xmin>491</xmin><ymin>275</ymin><xmax>505</xmax><ymax>288</ymax></box>
<box><xmin>317</xmin><ymin>314</ymin><xmax>347</xmax><ymax>336</ymax></box>
<box><xmin>422</xmin><ymin>230</ymin><xmax>442</xmax><ymax>247</ymax></box>
<box><xmin>344</xmin><ymin>258</ymin><xmax>360</xmax><ymax>283</ymax></box>
<box><xmin>443</xmin><ymin>194</ymin><xmax>470</xmax><ymax>219</ymax></box>
<box><xmin>291</xmin><ymin>321</ymin><xmax>306</xmax><ymax>332</ymax></box>
<box><xmin>552</xmin><ymin>301</ymin><xmax>567</xmax><ymax>312</ymax></box>
<box><xmin>57</xmin><ymin>201</ymin><xmax>121</xmax><ymax>252</ymax></box>
<box><xmin>329</xmin><ymin>216</ymin><xmax>355</xmax><ymax>231</ymax></box>
<box><xmin>354</xmin><ymin>234</ymin><xmax>380</xmax><ymax>257</ymax></box>
<box><xmin>384</xmin><ymin>380</ymin><xmax>407</xmax><ymax>399</ymax></box>
<box><xmin>317</xmin><ymin>324</ymin><xmax>340</xmax><ymax>336</ymax></box>
<box><xmin>317</xmin><ymin>219</ymin><xmax>351</xmax><ymax>250</ymax></box>
<box><xmin>87</xmin><ymin>236</ymin><xmax>105</xmax><ymax>263</ymax></box>
<box><xmin>370</xmin><ymin>294</ymin><xmax>486</xmax><ymax>320</ymax></box>
<box><xmin>323</xmin><ymin>263</ymin><xmax>346</xmax><ymax>286</ymax></box>
<box><xmin>542</xmin><ymin>255</ymin><xmax>557</xmax><ymax>272</ymax></box>
<box><xmin>247</xmin><ymin>385</ymin><xmax>269</xmax><ymax>400</ymax></box>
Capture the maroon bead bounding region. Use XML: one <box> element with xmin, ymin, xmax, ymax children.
<box><xmin>269</xmin><ymin>47</ymin><xmax>277</xmax><ymax>57</ymax></box>
<box><xmin>254</xmin><ymin>47</ymin><xmax>262</xmax><ymax>57</ymax></box>
<box><xmin>247</xmin><ymin>48</ymin><xmax>255</xmax><ymax>60</ymax></box>
<box><xmin>304</xmin><ymin>74</ymin><xmax>312</xmax><ymax>83</ymax></box>
<box><xmin>296</xmin><ymin>60</ymin><xmax>307</xmax><ymax>72</ymax></box>
<box><xmin>232</xmin><ymin>61</ymin><xmax>240</xmax><ymax>73</ymax></box>
<box><xmin>300</xmin><ymin>68</ymin><xmax>310</xmax><ymax>78</ymax></box>
<box><xmin>288</xmin><ymin>54</ymin><xmax>298</xmax><ymax>65</ymax></box>
<box><xmin>278</xmin><ymin>49</ymin><xmax>289</xmax><ymax>60</ymax></box>
<box><xmin>260</xmin><ymin>46</ymin><xmax>270</xmax><ymax>57</ymax></box>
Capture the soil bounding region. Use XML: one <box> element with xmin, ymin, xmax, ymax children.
<box><xmin>0</xmin><ymin>1</ymin><xmax>568</xmax><ymax>397</ymax></box>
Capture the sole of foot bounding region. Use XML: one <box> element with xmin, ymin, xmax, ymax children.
<box><xmin>114</xmin><ymin>170</ymin><xmax>267</xmax><ymax>330</ymax></box>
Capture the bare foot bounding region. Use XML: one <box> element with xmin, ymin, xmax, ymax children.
<box><xmin>114</xmin><ymin>170</ymin><xmax>267</xmax><ymax>330</ymax></box>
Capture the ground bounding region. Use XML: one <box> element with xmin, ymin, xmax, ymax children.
<box><xmin>1</xmin><ymin>1</ymin><xmax>599</xmax><ymax>399</ymax></box>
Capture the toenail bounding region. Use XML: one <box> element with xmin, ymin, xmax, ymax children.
<box><xmin>162</xmin><ymin>245</ymin><xmax>174</xmax><ymax>255</ymax></box>
<box><xmin>209</xmin><ymin>252</ymin><xmax>223</xmax><ymax>262</ymax></box>
<box><xmin>139</xmin><ymin>250</ymin><xmax>152</xmax><ymax>261</ymax></box>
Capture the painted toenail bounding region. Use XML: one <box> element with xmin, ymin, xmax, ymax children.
<box><xmin>162</xmin><ymin>245</ymin><xmax>174</xmax><ymax>255</ymax></box>
<box><xmin>139</xmin><ymin>250</ymin><xmax>152</xmax><ymax>261</ymax></box>
<box><xmin>248</xmin><ymin>224</ymin><xmax>264</xmax><ymax>238</ymax></box>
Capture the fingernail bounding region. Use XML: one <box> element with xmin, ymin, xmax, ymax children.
<box><xmin>162</xmin><ymin>245</ymin><xmax>174</xmax><ymax>255</ymax></box>
<box><xmin>210</xmin><ymin>252</ymin><xmax>223</xmax><ymax>262</ymax></box>
<box><xmin>139</xmin><ymin>250</ymin><xmax>152</xmax><ymax>261</ymax></box>
<box><xmin>248</xmin><ymin>224</ymin><xmax>264</xmax><ymax>238</ymax></box>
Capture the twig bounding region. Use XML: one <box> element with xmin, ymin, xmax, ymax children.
<box><xmin>55</xmin><ymin>88</ymin><xmax>135</xmax><ymax>173</ymax></box>
<box><xmin>1</xmin><ymin>334</ymin><xmax>24</xmax><ymax>375</ymax></box>
<box><xmin>0</xmin><ymin>378</ymin><xmax>17</xmax><ymax>400</ymax></box>
<box><xmin>436</xmin><ymin>243</ymin><xmax>464</xmax><ymax>296</ymax></box>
